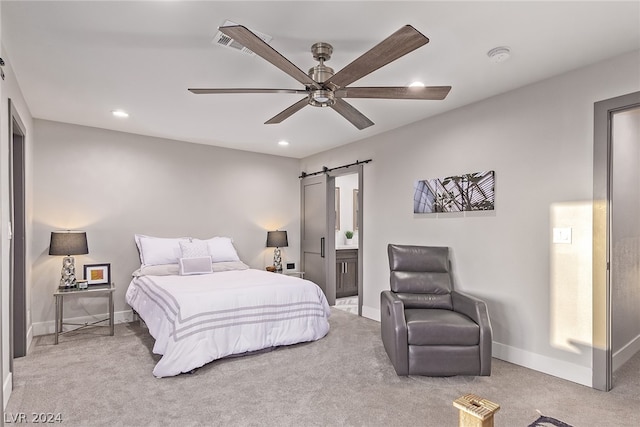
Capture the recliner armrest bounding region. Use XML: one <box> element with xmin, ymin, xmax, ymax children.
<box><xmin>380</xmin><ymin>291</ymin><xmax>409</xmax><ymax>375</ymax></box>
<box><xmin>451</xmin><ymin>291</ymin><xmax>493</xmax><ymax>375</ymax></box>
<box><xmin>451</xmin><ymin>291</ymin><xmax>487</xmax><ymax>324</ymax></box>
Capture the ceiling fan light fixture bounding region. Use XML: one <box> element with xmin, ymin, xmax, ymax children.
<box><xmin>190</xmin><ymin>24</ymin><xmax>450</xmax><ymax>129</ymax></box>
<box><xmin>309</xmin><ymin>90</ymin><xmax>335</xmax><ymax>107</ymax></box>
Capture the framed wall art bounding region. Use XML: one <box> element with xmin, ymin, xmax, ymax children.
<box><xmin>83</xmin><ymin>263</ymin><xmax>111</xmax><ymax>286</ymax></box>
<box><xmin>414</xmin><ymin>171</ymin><xmax>495</xmax><ymax>213</ymax></box>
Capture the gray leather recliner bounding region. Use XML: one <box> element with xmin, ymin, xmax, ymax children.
<box><xmin>380</xmin><ymin>244</ymin><xmax>492</xmax><ymax>376</ymax></box>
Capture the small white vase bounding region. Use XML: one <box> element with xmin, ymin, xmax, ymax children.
<box><xmin>345</xmin><ymin>238</ymin><xmax>353</xmax><ymax>245</ymax></box>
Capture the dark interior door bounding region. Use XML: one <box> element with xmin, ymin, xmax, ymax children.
<box><xmin>10</xmin><ymin>99</ymin><xmax>27</xmax><ymax>360</ymax></box>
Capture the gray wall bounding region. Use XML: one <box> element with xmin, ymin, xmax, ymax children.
<box><xmin>300</xmin><ymin>50</ymin><xmax>640</xmax><ymax>386</ymax></box>
<box><xmin>31</xmin><ymin>120</ymin><xmax>301</xmax><ymax>335</ymax></box>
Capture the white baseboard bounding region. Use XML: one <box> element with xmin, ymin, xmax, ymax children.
<box><xmin>492</xmin><ymin>342</ymin><xmax>592</xmax><ymax>387</ymax></box>
<box><xmin>361</xmin><ymin>305</ymin><xmax>380</xmax><ymax>322</ymax></box>
<box><xmin>32</xmin><ymin>310</ymin><xmax>135</xmax><ymax>337</ymax></box>
<box><xmin>3</xmin><ymin>372</ymin><xmax>12</xmax><ymax>410</ymax></box>
<box><xmin>613</xmin><ymin>333</ymin><xmax>640</xmax><ymax>372</ymax></box>
<box><xmin>359</xmin><ymin>306</ymin><xmax>591</xmax><ymax>386</ymax></box>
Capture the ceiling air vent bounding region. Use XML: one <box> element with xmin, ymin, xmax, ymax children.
<box><xmin>212</xmin><ymin>20</ymin><xmax>273</xmax><ymax>56</ymax></box>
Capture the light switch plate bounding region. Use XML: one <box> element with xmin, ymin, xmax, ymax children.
<box><xmin>553</xmin><ymin>227</ymin><xmax>572</xmax><ymax>244</ymax></box>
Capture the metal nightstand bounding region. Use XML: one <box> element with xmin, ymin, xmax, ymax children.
<box><xmin>53</xmin><ymin>283</ymin><xmax>115</xmax><ymax>344</ymax></box>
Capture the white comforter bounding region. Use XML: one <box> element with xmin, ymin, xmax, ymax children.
<box><xmin>126</xmin><ymin>269</ymin><xmax>331</xmax><ymax>377</ymax></box>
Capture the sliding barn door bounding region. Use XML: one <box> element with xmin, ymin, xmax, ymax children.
<box><xmin>301</xmin><ymin>174</ymin><xmax>336</xmax><ymax>305</ymax></box>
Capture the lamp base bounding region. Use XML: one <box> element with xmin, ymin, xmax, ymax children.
<box><xmin>59</xmin><ymin>256</ymin><xmax>77</xmax><ymax>288</ymax></box>
<box><xmin>273</xmin><ymin>247</ymin><xmax>283</xmax><ymax>272</ymax></box>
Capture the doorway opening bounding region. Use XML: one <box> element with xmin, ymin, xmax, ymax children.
<box><xmin>300</xmin><ymin>163</ymin><xmax>364</xmax><ymax>316</ymax></box>
<box><xmin>334</xmin><ymin>173</ymin><xmax>359</xmax><ymax>316</ymax></box>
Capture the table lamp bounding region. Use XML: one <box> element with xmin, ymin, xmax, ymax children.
<box><xmin>266</xmin><ymin>230</ymin><xmax>288</xmax><ymax>272</ymax></box>
<box><xmin>49</xmin><ymin>230</ymin><xmax>89</xmax><ymax>288</ymax></box>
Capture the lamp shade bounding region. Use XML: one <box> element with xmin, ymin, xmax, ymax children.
<box><xmin>266</xmin><ymin>230</ymin><xmax>288</xmax><ymax>248</ymax></box>
<box><xmin>49</xmin><ymin>231</ymin><xmax>89</xmax><ymax>256</ymax></box>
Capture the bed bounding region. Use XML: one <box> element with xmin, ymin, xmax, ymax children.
<box><xmin>126</xmin><ymin>234</ymin><xmax>331</xmax><ymax>377</ymax></box>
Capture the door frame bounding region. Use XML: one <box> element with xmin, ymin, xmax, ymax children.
<box><xmin>9</xmin><ymin>98</ymin><xmax>27</xmax><ymax>364</ymax></box>
<box><xmin>300</xmin><ymin>163</ymin><xmax>364</xmax><ymax>313</ymax></box>
<box><xmin>592</xmin><ymin>91</ymin><xmax>640</xmax><ymax>391</ymax></box>
<box><xmin>327</xmin><ymin>164</ymin><xmax>363</xmax><ymax>315</ymax></box>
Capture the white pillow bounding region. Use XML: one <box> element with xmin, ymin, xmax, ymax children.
<box><xmin>132</xmin><ymin>261</ymin><xmax>249</xmax><ymax>277</ymax></box>
<box><xmin>132</xmin><ymin>264</ymin><xmax>180</xmax><ymax>277</ymax></box>
<box><xmin>179</xmin><ymin>240</ymin><xmax>209</xmax><ymax>258</ymax></box>
<box><xmin>205</xmin><ymin>237</ymin><xmax>241</xmax><ymax>263</ymax></box>
<box><xmin>179</xmin><ymin>256</ymin><xmax>213</xmax><ymax>275</ymax></box>
<box><xmin>211</xmin><ymin>261</ymin><xmax>250</xmax><ymax>272</ymax></box>
<box><xmin>135</xmin><ymin>234</ymin><xmax>189</xmax><ymax>266</ymax></box>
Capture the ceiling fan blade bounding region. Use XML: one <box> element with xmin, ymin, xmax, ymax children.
<box><xmin>335</xmin><ymin>86</ymin><xmax>451</xmax><ymax>100</ymax></box>
<box><xmin>219</xmin><ymin>25</ymin><xmax>320</xmax><ymax>89</ymax></box>
<box><xmin>328</xmin><ymin>25</ymin><xmax>429</xmax><ymax>88</ymax></box>
<box><xmin>265</xmin><ymin>97</ymin><xmax>309</xmax><ymax>124</ymax></box>
<box><xmin>331</xmin><ymin>98</ymin><xmax>374</xmax><ymax>130</ymax></box>
<box><xmin>189</xmin><ymin>88</ymin><xmax>308</xmax><ymax>95</ymax></box>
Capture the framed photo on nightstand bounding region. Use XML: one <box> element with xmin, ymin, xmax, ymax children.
<box><xmin>84</xmin><ymin>263</ymin><xmax>111</xmax><ymax>286</ymax></box>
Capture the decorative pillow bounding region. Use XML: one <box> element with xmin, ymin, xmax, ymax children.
<box><xmin>205</xmin><ymin>237</ymin><xmax>241</xmax><ymax>263</ymax></box>
<box><xmin>179</xmin><ymin>239</ymin><xmax>209</xmax><ymax>258</ymax></box>
<box><xmin>135</xmin><ymin>234</ymin><xmax>189</xmax><ymax>266</ymax></box>
<box><xmin>179</xmin><ymin>256</ymin><xmax>213</xmax><ymax>276</ymax></box>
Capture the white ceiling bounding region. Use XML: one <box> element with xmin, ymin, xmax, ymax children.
<box><xmin>2</xmin><ymin>1</ymin><xmax>639</xmax><ymax>158</ymax></box>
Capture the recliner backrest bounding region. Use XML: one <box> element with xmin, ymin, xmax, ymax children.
<box><xmin>388</xmin><ymin>244</ymin><xmax>453</xmax><ymax>309</ymax></box>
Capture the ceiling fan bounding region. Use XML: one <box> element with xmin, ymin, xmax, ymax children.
<box><xmin>188</xmin><ymin>24</ymin><xmax>451</xmax><ymax>130</ymax></box>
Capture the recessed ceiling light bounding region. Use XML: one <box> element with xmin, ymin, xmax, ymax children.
<box><xmin>487</xmin><ymin>46</ymin><xmax>511</xmax><ymax>63</ymax></box>
<box><xmin>409</xmin><ymin>81</ymin><xmax>425</xmax><ymax>87</ymax></box>
<box><xmin>278</xmin><ymin>140</ymin><xmax>289</xmax><ymax>146</ymax></box>
<box><xmin>111</xmin><ymin>109</ymin><xmax>129</xmax><ymax>118</ymax></box>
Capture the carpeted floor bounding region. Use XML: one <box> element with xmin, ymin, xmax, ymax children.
<box><xmin>6</xmin><ymin>308</ymin><xmax>639</xmax><ymax>426</ymax></box>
